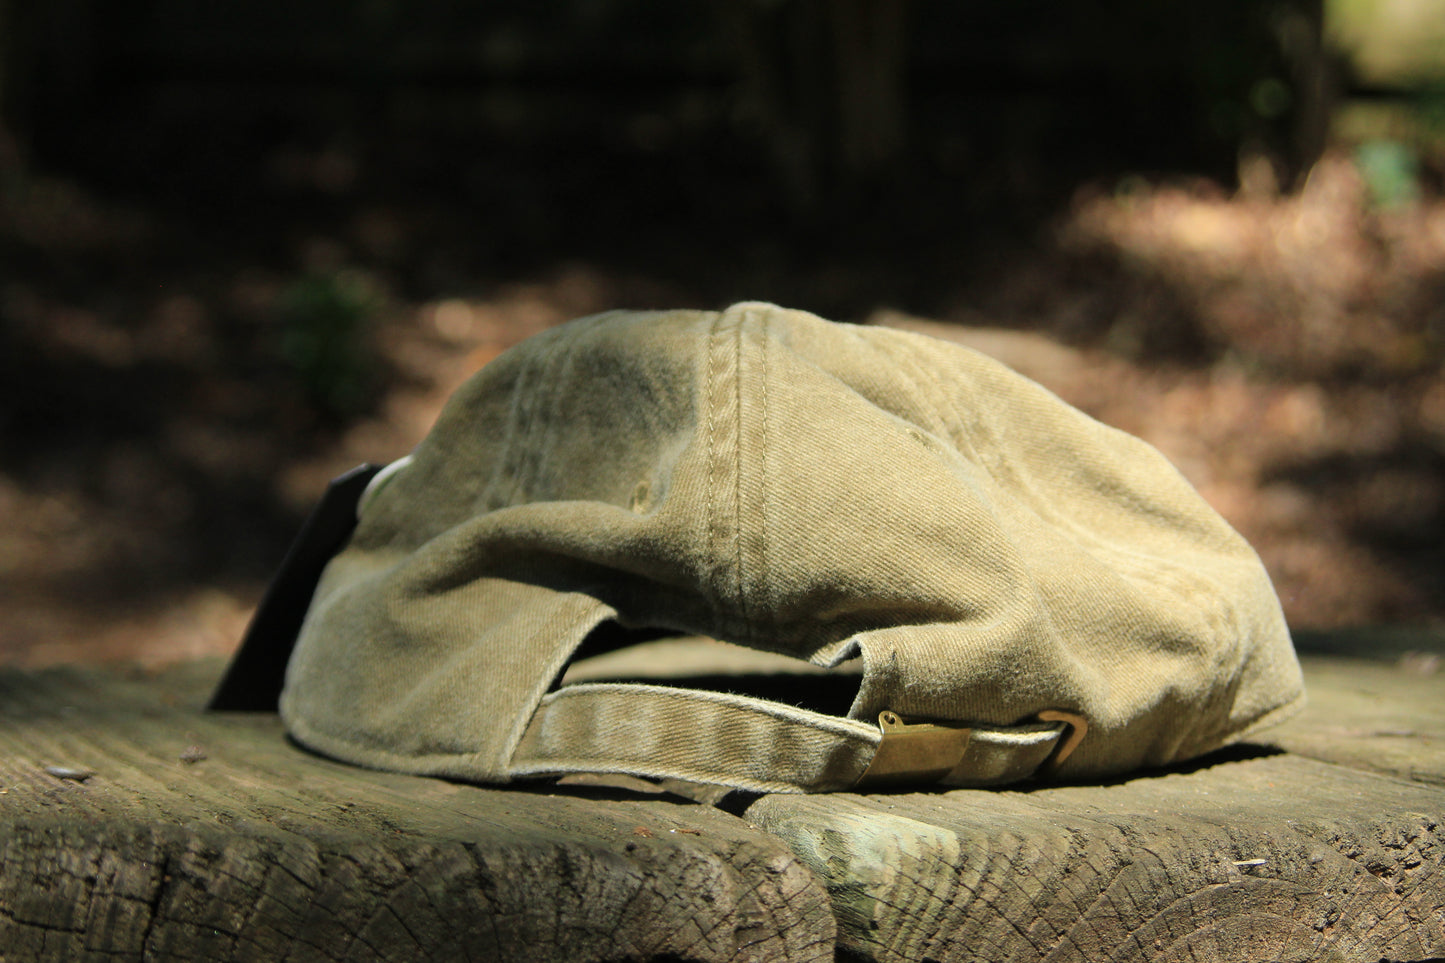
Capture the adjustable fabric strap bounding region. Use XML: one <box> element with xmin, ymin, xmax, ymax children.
<box><xmin>510</xmin><ymin>682</ymin><xmax>1069</xmax><ymax>794</ymax></box>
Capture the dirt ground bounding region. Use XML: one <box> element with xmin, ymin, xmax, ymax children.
<box><xmin>2</xmin><ymin>129</ymin><xmax>1443</xmax><ymax>666</ymax></box>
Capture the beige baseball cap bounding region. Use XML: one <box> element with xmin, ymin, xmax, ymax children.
<box><xmin>277</xmin><ymin>302</ymin><xmax>1303</xmax><ymax>793</ymax></box>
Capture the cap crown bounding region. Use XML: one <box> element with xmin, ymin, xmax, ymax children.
<box><xmin>280</xmin><ymin>303</ymin><xmax>1302</xmax><ymax>791</ymax></box>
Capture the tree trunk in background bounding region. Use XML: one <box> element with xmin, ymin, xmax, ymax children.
<box><xmin>720</xmin><ymin>0</ymin><xmax>911</xmax><ymax>216</ymax></box>
<box><xmin>0</xmin><ymin>0</ymin><xmax>23</xmax><ymax>172</ymax></box>
<box><xmin>832</xmin><ymin>0</ymin><xmax>909</xmax><ymax>187</ymax></box>
<box><xmin>1283</xmin><ymin>0</ymin><xmax>1334</xmax><ymax>189</ymax></box>
<box><xmin>0</xmin><ymin>0</ymin><xmax>98</xmax><ymax>169</ymax></box>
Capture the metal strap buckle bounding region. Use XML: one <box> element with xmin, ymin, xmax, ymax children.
<box><xmin>854</xmin><ymin>708</ymin><xmax>1089</xmax><ymax>790</ymax></box>
<box><xmin>855</xmin><ymin>711</ymin><xmax>973</xmax><ymax>790</ymax></box>
<box><xmin>1037</xmin><ymin>709</ymin><xmax>1088</xmax><ymax>775</ymax></box>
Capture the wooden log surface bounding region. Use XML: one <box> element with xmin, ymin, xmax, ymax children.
<box><xmin>1271</xmin><ymin>656</ymin><xmax>1445</xmax><ymax>787</ymax></box>
<box><xmin>2</xmin><ymin>638</ymin><xmax>1441</xmax><ymax>963</ymax></box>
<box><xmin>1275</xmin><ymin>630</ymin><xmax>1445</xmax><ymax>788</ymax></box>
<box><xmin>744</xmin><ymin>647</ymin><xmax>1445</xmax><ymax>963</ymax></box>
<box><xmin>747</xmin><ymin>751</ymin><xmax>1442</xmax><ymax>963</ymax></box>
<box><xmin>0</xmin><ymin>663</ymin><xmax>834</xmax><ymax>963</ymax></box>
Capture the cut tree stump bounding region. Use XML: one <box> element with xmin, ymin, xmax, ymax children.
<box><xmin>2</xmin><ymin>636</ymin><xmax>1442</xmax><ymax>962</ymax></box>
<box><xmin>747</xmin><ymin>748</ymin><xmax>1442</xmax><ymax>963</ymax></box>
<box><xmin>0</xmin><ymin>664</ymin><xmax>834</xmax><ymax>963</ymax></box>
<box><xmin>741</xmin><ymin>640</ymin><xmax>1445</xmax><ymax>963</ymax></box>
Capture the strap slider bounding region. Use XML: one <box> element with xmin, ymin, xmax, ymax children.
<box><xmin>855</xmin><ymin>711</ymin><xmax>972</xmax><ymax>789</ymax></box>
<box><xmin>1036</xmin><ymin>709</ymin><xmax>1088</xmax><ymax>775</ymax></box>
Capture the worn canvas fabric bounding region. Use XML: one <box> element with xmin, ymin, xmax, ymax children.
<box><xmin>279</xmin><ymin>302</ymin><xmax>1303</xmax><ymax>793</ymax></box>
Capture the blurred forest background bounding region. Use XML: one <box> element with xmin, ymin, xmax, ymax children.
<box><xmin>2</xmin><ymin>0</ymin><xmax>1444</xmax><ymax>665</ymax></box>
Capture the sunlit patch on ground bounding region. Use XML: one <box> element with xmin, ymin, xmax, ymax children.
<box><xmin>2</xmin><ymin>147</ymin><xmax>1442</xmax><ymax>664</ymax></box>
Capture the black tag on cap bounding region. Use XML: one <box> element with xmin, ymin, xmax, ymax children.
<box><xmin>208</xmin><ymin>463</ymin><xmax>382</xmax><ymax>711</ymax></box>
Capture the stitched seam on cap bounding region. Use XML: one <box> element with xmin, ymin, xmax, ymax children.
<box><xmin>542</xmin><ymin>325</ymin><xmax>583</xmax><ymax>497</ymax></box>
<box><xmin>514</xmin><ymin>327</ymin><xmax>552</xmax><ymax>503</ymax></box>
<box><xmin>732</xmin><ymin>307</ymin><xmax>752</xmax><ymax>643</ymax></box>
<box><xmin>486</xmin><ymin>334</ymin><xmax>536</xmax><ymax>510</ymax></box>
<box><xmin>502</xmin><ymin>324</ymin><xmax>564</xmax><ymax>508</ymax></box>
<box><xmin>533</xmin><ymin>327</ymin><xmax>573</xmax><ymax>499</ymax></box>
<box><xmin>705</xmin><ymin>311</ymin><xmax>726</xmax><ymax>627</ymax></box>
<box><xmin>759</xmin><ymin>307</ymin><xmax>772</xmax><ymax>640</ymax></box>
